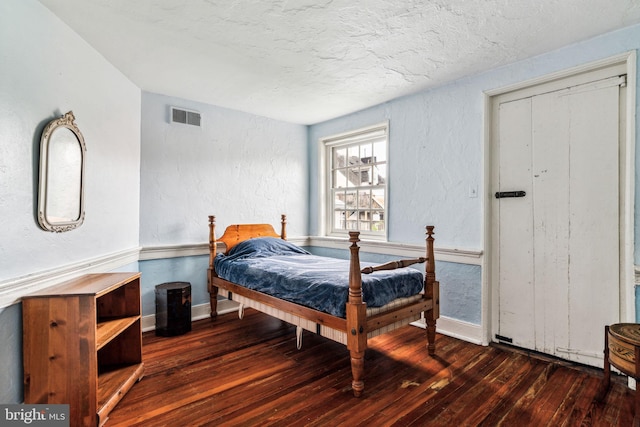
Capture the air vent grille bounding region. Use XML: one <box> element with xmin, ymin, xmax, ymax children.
<box><xmin>171</xmin><ymin>107</ymin><xmax>201</xmax><ymax>127</ymax></box>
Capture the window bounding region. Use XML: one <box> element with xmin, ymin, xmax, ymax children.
<box><xmin>322</xmin><ymin>122</ymin><xmax>388</xmax><ymax>239</ymax></box>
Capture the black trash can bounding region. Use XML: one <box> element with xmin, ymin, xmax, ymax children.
<box><xmin>155</xmin><ymin>281</ymin><xmax>191</xmax><ymax>336</ymax></box>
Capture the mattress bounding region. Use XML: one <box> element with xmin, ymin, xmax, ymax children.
<box><xmin>214</xmin><ymin>237</ymin><xmax>424</xmax><ymax>318</ymax></box>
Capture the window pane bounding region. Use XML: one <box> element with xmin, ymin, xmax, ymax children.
<box><xmin>333</xmin><ymin>147</ymin><xmax>347</xmax><ymax>168</ymax></box>
<box><xmin>346</xmin><ymin>167</ymin><xmax>359</xmax><ymax>187</ymax></box>
<box><xmin>347</xmin><ymin>145</ymin><xmax>359</xmax><ymax>166</ymax></box>
<box><xmin>346</xmin><ymin>219</ymin><xmax>358</xmax><ymax>230</ymax></box>
<box><xmin>358</xmin><ymin>190</ymin><xmax>370</xmax><ymax>209</ymax></box>
<box><xmin>345</xmin><ymin>190</ymin><xmax>357</xmax><ymax>209</ymax></box>
<box><xmin>333</xmin><ymin>189</ymin><xmax>345</xmax><ymax>208</ymax></box>
<box><xmin>373</xmin><ymin>164</ymin><xmax>386</xmax><ymax>185</ymax></box>
<box><xmin>373</xmin><ymin>140</ymin><xmax>386</xmax><ymax>163</ymax></box>
<box><xmin>361</xmin><ymin>143</ymin><xmax>373</xmax><ymax>164</ymax></box>
<box><xmin>334</xmin><ymin>211</ymin><xmax>346</xmax><ymax>230</ymax></box>
<box><xmin>360</xmin><ymin>166</ymin><xmax>372</xmax><ymax>185</ymax></box>
<box><xmin>345</xmin><ymin>209</ymin><xmax>358</xmax><ymax>230</ymax></box>
<box><xmin>333</xmin><ymin>169</ymin><xmax>347</xmax><ymax>188</ymax></box>
<box><xmin>371</xmin><ymin>188</ymin><xmax>385</xmax><ymax>209</ymax></box>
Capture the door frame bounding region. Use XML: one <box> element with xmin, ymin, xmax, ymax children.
<box><xmin>482</xmin><ymin>51</ymin><xmax>637</xmax><ymax>347</ymax></box>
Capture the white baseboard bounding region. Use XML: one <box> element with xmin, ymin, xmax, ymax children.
<box><xmin>144</xmin><ymin>301</ymin><xmax>483</xmax><ymax>350</ymax></box>
<box><xmin>141</xmin><ymin>299</ymin><xmax>239</xmax><ymax>332</ymax></box>
<box><xmin>411</xmin><ymin>315</ymin><xmax>484</xmax><ymax>345</ymax></box>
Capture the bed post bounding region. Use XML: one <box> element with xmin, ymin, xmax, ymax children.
<box><xmin>208</xmin><ymin>215</ymin><xmax>219</xmax><ymax>320</ymax></box>
<box><xmin>346</xmin><ymin>231</ymin><xmax>367</xmax><ymax>397</ymax></box>
<box><xmin>280</xmin><ymin>214</ymin><xmax>287</xmax><ymax>240</ymax></box>
<box><xmin>425</xmin><ymin>226</ymin><xmax>439</xmax><ymax>355</ymax></box>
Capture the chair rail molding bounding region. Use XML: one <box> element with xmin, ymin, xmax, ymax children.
<box><xmin>3</xmin><ymin>238</ymin><xmax>482</xmax><ymax>309</ymax></box>
<box><xmin>0</xmin><ymin>247</ymin><xmax>140</xmax><ymax>309</ymax></box>
<box><xmin>139</xmin><ymin>237</ymin><xmax>483</xmax><ymax>266</ymax></box>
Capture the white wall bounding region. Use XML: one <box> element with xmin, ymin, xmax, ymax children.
<box><xmin>0</xmin><ymin>0</ymin><xmax>141</xmax><ymax>283</ymax></box>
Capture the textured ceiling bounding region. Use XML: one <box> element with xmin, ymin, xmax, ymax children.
<box><xmin>38</xmin><ymin>0</ymin><xmax>640</xmax><ymax>125</ymax></box>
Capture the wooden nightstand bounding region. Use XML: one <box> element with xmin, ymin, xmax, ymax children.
<box><xmin>599</xmin><ymin>323</ymin><xmax>640</xmax><ymax>427</ymax></box>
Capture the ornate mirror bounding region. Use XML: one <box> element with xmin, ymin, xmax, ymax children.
<box><xmin>38</xmin><ymin>111</ymin><xmax>86</xmax><ymax>232</ymax></box>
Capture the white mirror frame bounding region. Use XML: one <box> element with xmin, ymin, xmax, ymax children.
<box><xmin>37</xmin><ymin>111</ymin><xmax>86</xmax><ymax>232</ymax></box>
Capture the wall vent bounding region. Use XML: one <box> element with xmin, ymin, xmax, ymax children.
<box><xmin>170</xmin><ymin>107</ymin><xmax>201</xmax><ymax>127</ymax></box>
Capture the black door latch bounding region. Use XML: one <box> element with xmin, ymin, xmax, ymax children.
<box><xmin>495</xmin><ymin>191</ymin><xmax>526</xmax><ymax>199</ymax></box>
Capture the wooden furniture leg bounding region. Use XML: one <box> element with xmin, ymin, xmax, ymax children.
<box><xmin>426</xmin><ymin>317</ymin><xmax>437</xmax><ymax>356</ymax></box>
<box><xmin>596</xmin><ymin>325</ymin><xmax>611</xmax><ymax>401</ymax></box>
<box><xmin>599</xmin><ymin>323</ymin><xmax>640</xmax><ymax>427</ymax></box>
<box><xmin>347</xmin><ymin>232</ymin><xmax>367</xmax><ymax>397</ymax></box>
<box><xmin>208</xmin><ymin>215</ymin><xmax>218</xmax><ymax>320</ymax></box>
<box><xmin>636</xmin><ymin>346</ymin><xmax>640</xmax><ymax>427</ymax></box>
<box><xmin>424</xmin><ymin>226</ymin><xmax>439</xmax><ymax>355</ymax></box>
<box><xmin>627</xmin><ymin>343</ymin><xmax>640</xmax><ymax>427</ymax></box>
<box><xmin>209</xmin><ymin>282</ymin><xmax>218</xmax><ymax>320</ymax></box>
<box><xmin>350</xmin><ymin>350</ymin><xmax>365</xmax><ymax>397</ymax></box>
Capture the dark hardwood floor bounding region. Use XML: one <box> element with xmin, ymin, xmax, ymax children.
<box><xmin>105</xmin><ymin>309</ymin><xmax>634</xmax><ymax>426</ymax></box>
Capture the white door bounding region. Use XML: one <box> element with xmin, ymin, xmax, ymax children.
<box><xmin>493</xmin><ymin>73</ymin><xmax>626</xmax><ymax>367</ymax></box>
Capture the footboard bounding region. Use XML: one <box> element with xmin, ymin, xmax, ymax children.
<box><xmin>345</xmin><ymin>227</ymin><xmax>439</xmax><ymax>396</ymax></box>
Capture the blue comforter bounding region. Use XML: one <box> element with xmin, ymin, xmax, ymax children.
<box><xmin>214</xmin><ymin>237</ymin><xmax>423</xmax><ymax>318</ymax></box>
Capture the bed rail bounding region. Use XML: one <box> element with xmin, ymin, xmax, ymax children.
<box><xmin>361</xmin><ymin>257</ymin><xmax>427</xmax><ymax>274</ymax></box>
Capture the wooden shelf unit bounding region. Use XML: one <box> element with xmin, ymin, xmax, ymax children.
<box><xmin>23</xmin><ymin>272</ymin><xmax>144</xmax><ymax>427</ymax></box>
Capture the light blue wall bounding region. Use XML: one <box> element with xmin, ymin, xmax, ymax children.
<box><xmin>0</xmin><ymin>2</ymin><xmax>141</xmax><ymax>282</ymax></box>
<box><xmin>138</xmin><ymin>92</ymin><xmax>309</xmax><ymax>315</ymax></box>
<box><xmin>0</xmin><ymin>0</ymin><xmax>142</xmax><ymax>403</ymax></box>
<box><xmin>308</xmin><ymin>23</ymin><xmax>640</xmax><ymax>329</ymax></box>
<box><xmin>139</xmin><ymin>92</ymin><xmax>309</xmax><ymax>247</ymax></box>
<box><xmin>139</xmin><ymin>256</ymin><xmax>209</xmax><ymax>316</ymax></box>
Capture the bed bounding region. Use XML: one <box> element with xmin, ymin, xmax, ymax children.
<box><xmin>207</xmin><ymin>214</ymin><xmax>439</xmax><ymax>397</ymax></box>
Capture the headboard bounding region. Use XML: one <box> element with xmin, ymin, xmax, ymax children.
<box><xmin>208</xmin><ymin>215</ymin><xmax>287</xmax><ymax>256</ymax></box>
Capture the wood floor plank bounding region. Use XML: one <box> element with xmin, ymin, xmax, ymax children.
<box><xmin>350</xmin><ymin>337</ymin><xmax>481</xmax><ymax>427</ymax></box>
<box><xmin>475</xmin><ymin>359</ymin><xmax>550</xmax><ymax>425</ymax></box>
<box><xmin>556</xmin><ymin>372</ymin><xmax>611</xmax><ymax>426</ymax></box>
<box><xmin>401</xmin><ymin>349</ymin><xmax>513</xmax><ymax>425</ymax></box>
<box><xmin>440</xmin><ymin>352</ymin><xmax>535</xmax><ymax>425</ymax></box>
<box><xmin>105</xmin><ymin>310</ymin><xmax>635</xmax><ymax>426</ymax></box>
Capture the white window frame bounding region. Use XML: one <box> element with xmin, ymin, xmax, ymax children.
<box><xmin>320</xmin><ymin>121</ymin><xmax>389</xmax><ymax>241</ymax></box>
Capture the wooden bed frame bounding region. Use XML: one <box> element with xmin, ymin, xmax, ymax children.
<box><xmin>207</xmin><ymin>214</ymin><xmax>439</xmax><ymax>397</ymax></box>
